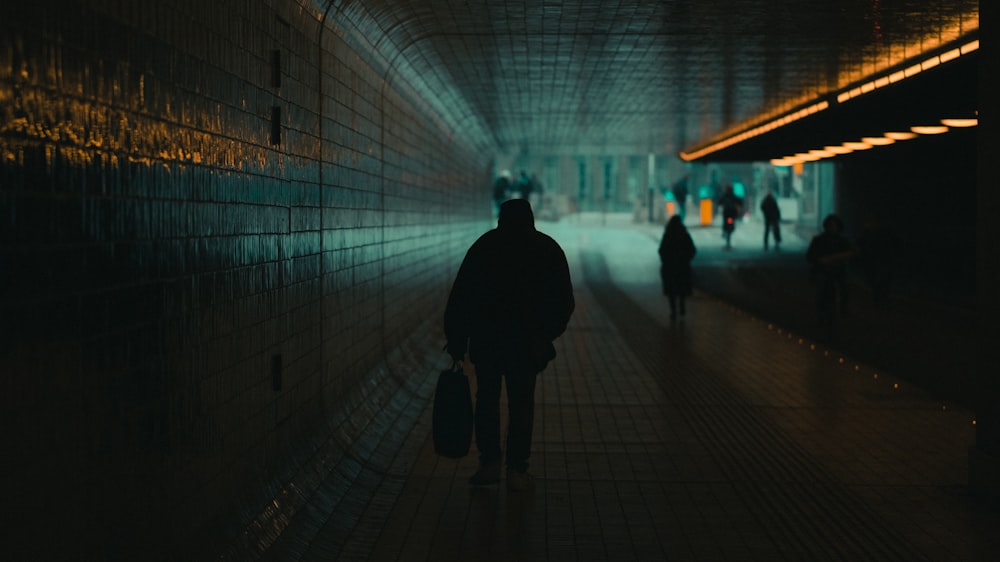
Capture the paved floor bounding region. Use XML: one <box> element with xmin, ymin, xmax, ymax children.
<box><xmin>250</xmin><ymin>214</ymin><xmax>998</xmax><ymax>561</ymax></box>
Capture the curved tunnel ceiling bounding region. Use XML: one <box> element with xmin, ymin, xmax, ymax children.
<box><xmin>340</xmin><ymin>0</ymin><xmax>979</xmax><ymax>157</ymax></box>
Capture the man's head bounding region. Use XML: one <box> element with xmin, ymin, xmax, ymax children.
<box><xmin>822</xmin><ymin>213</ymin><xmax>843</xmax><ymax>234</ymax></box>
<box><xmin>498</xmin><ymin>199</ymin><xmax>535</xmax><ymax>233</ymax></box>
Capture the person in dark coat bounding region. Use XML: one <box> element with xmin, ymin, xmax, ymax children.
<box><xmin>658</xmin><ymin>214</ymin><xmax>697</xmax><ymax>320</ymax></box>
<box><xmin>760</xmin><ymin>189</ymin><xmax>782</xmax><ymax>251</ymax></box>
<box><xmin>515</xmin><ymin>170</ymin><xmax>533</xmax><ymax>200</ymax></box>
<box><xmin>492</xmin><ymin>170</ymin><xmax>512</xmax><ymax>216</ymax></box>
<box><xmin>672</xmin><ymin>174</ymin><xmax>690</xmax><ymax>223</ymax></box>
<box><xmin>806</xmin><ymin>214</ymin><xmax>855</xmax><ymax>339</ymax></box>
<box><xmin>444</xmin><ymin>199</ymin><xmax>575</xmax><ymax>491</ymax></box>
<box><xmin>717</xmin><ymin>184</ymin><xmax>743</xmax><ymax>249</ymax></box>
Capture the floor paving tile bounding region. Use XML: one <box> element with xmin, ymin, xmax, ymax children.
<box><xmin>260</xmin><ymin>216</ymin><xmax>998</xmax><ymax>561</ymax></box>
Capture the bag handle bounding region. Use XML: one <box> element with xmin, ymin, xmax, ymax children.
<box><xmin>442</xmin><ymin>343</ymin><xmax>464</xmax><ymax>373</ymax></box>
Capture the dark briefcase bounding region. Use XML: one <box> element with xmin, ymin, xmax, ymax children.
<box><xmin>432</xmin><ymin>362</ymin><xmax>473</xmax><ymax>458</ymax></box>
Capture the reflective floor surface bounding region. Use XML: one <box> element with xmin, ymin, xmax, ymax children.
<box><xmin>253</xmin><ymin>213</ymin><xmax>997</xmax><ymax>561</ymax></box>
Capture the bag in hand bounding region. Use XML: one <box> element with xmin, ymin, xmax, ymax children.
<box><xmin>432</xmin><ymin>362</ymin><xmax>473</xmax><ymax>458</ymax></box>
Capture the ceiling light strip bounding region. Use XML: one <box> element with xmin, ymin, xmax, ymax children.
<box><xmin>837</xmin><ymin>39</ymin><xmax>978</xmax><ymax>104</ymax></box>
<box><xmin>679</xmin><ymin>35</ymin><xmax>978</xmax><ymax>162</ymax></box>
<box><xmin>770</xmin><ymin>120</ymin><xmax>974</xmax><ymax>166</ymax></box>
<box><xmin>679</xmin><ymin>101</ymin><xmax>829</xmax><ymax>161</ymax></box>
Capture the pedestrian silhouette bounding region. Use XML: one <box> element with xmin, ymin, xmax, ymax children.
<box><xmin>658</xmin><ymin>214</ymin><xmax>697</xmax><ymax>320</ymax></box>
<box><xmin>717</xmin><ymin>184</ymin><xmax>743</xmax><ymax>249</ymax></box>
<box><xmin>444</xmin><ymin>199</ymin><xmax>575</xmax><ymax>491</ymax></box>
<box><xmin>492</xmin><ymin>170</ymin><xmax>512</xmax><ymax>216</ymax></box>
<box><xmin>760</xmin><ymin>189</ymin><xmax>782</xmax><ymax>251</ymax></box>
<box><xmin>515</xmin><ymin>170</ymin><xmax>533</xmax><ymax>200</ymax></box>
<box><xmin>806</xmin><ymin>214</ymin><xmax>855</xmax><ymax>340</ymax></box>
<box><xmin>672</xmin><ymin>175</ymin><xmax>690</xmax><ymax>223</ymax></box>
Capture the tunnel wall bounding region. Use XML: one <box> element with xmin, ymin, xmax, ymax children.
<box><xmin>1</xmin><ymin>1</ymin><xmax>493</xmax><ymax>558</ymax></box>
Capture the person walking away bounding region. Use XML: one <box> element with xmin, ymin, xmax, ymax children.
<box><xmin>658</xmin><ymin>215</ymin><xmax>697</xmax><ymax>320</ymax></box>
<box><xmin>492</xmin><ymin>170</ymin><xmax>512</xmax><ymax>217</ymax></box>
<box><xmin>672</xmin><ymin>175</ymin><xmax>689</xmax><ymax>223</ymax></box>
<box><xmin>529</xmin><ymin>172</ymin><xmax>543</xmax><ymax>210</ymax></box>
<box><xmin>806</xmin><ymin>214</ymin><xmax>855</xmax><ymax>340</ymax></box>
<box><xmin>760</xmin><ymin>189</ymin><xmax>782</xmax><ymax>251</ymax></box>
<box><xmin>444</xmin><ymin>199</ymin><xmax>575</xmax><ymax>491</ymax></box>
<box><xmin>717</xmin><ymin>184</ymin><xmax>742</xmax><ymax>249</ymax></box>
<box><xmin>514</xmin><ymin>170</ymin><xmax>533</xmax><ymax>200</ymax></box>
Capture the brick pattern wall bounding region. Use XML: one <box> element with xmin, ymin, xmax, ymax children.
<box><xmin>0</xmin><ymin>1</ymin><xmax>492</xmax><ymax>558</ymax></box>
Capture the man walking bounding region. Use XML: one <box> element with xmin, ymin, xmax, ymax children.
<box><xmin>760</xmin><ymin>189</ymin><xmax>782</xmax><ymax>250</ymax></box>
<box><xmin>444</xmin><ymin>199</ymin><xmax>575</xmax><ymax>491</ymax></box>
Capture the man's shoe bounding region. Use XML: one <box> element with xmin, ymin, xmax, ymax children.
<box><xmin>506</xmin><ymin>469</ymin><xmax>534</xmax><ymax>492</ymax></box>
<box><xmin>469</xmin><ymin>463</ymin><xmax>501</xmax><ymax>486</ymax></box>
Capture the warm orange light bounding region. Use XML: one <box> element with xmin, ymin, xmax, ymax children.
<box><xmin>824</xmin><ymin>145</ymin><xmax>853</xmax><ymax>154</ymax></box>
<box><xmin>682</xmin><ymin>32</ymin><xmax>979</xmax><ymax>162</ymax></box>
<box><xmin>843</xmin><ymin>141</ymin><xmax>873</xmax><ymax>150</ymax></box>
<box><xmin>809</xmin><ymin>149</ymin><xmax>834</xmax><ymax>158</ymax></box>
<box><xmin>861</xmin><ymin>136</ymin><xmax>895</xmax><ymax>146</ymax></box>
<box><xmin>962</xmin><ymin>40</ymin><xmax>980</xmax><ymax>55</ymax></box>
<box><xmin>679</xmin><ymin>101</ymin><xmax>829</xmax><ymax>160</ymax></box>
<box><xmin>939</xmin><ymin>48</ymin><xmax>962</xmax><ymax>63</ymax></box>
<box><xmin>911</xmin><ymin>125</ymin><xmax>949</xmax><ymax>135</ymax></box>
<box><xmin>940</xmin><ymin>118</ymin><xmax>978</xmax><ymax>128</ymax></box>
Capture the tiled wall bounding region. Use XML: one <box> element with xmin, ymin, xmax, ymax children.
<box><xmin>1</xmin><ymin>1</ymin><xmax>492</xmax><ymax>557</ymax></box>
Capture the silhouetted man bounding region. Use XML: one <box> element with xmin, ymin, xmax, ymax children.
<box><xmin>760</xmin><ymin>189</ymin><xmax>782</xmax><ymax>250</ymax></box>
<box><xmin>444</xmin><ymin>199</ymin><xmax>575</xmax><ymax>491</ymax></box>
<box><xmin>717</xmin><ymin>184</ymin><xmax>743</xmax><ymax>249</ymax></box>
<box><xmin>492</xmin><ymin>170</ymin><xmax>512</xmax><ymax>216</ymax></box>
<box><xmin>806</xmin><ymin>214</ymin><xmax>854</xmax><ymax>340</ymax></box>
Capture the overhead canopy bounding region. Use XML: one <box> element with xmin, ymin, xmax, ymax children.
<box><xmin>335</xmin><ymin>0</ymin><xmax>979</xmax><ymax>159</ymax></box>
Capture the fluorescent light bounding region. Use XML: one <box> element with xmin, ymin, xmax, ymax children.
<box><xmin>843</xmin><ymin>141</ymin><xmax>873</xmax><ymax>150</ymax></box>
<box><xmin>939</xmin><ymin>48</ymin><xmax>961</xmax><ymax>63</ymax></box>
<box><xmin>824</xmin><ymin>146</ymin><xmax>854</xmax><ymax>154</ymax></box>
<box><xmin>911</xmin><ymin>125</ymin><xmax>949</xmax><ymax>134</ymax></box>
<box><xmin>940</xmin><ymin>118</ymin><xmax>978</xmax><ymax>128</ymax></box>
<box><xmin>861</xmin><ymin>136</ymin><xmax>895</xmax><ymax>146</ymax></box>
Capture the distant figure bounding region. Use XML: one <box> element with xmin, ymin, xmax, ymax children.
<box><xmin>856</xmin><ymin>218</ymin><xmax>900</xmax><ymax>304</ymax></box>
<box><xmin>658</xmin><ymin>215</ymin><xmax>697</xmax><ymax>320</ymax></box>
<box><xmin>444</xmin><ymin>199</ymin><xmax>575</xmax><ymax>492</ymax></box>
<box><xmin>806</xmin><ymin>214</ymin><xmax>855</xmax><ymax>339</ymax></box>
<box><xmin>759</xmin><ymin>189</ymin><xmax>782</xmax><ymax>251</ymax></box>
<box><xmin>515</xmin><ymin>170</ymin><xmax>533</xmax><ymax>200</ymax></box>
<box><xmin>672</xmin><ymin>175</ymin><xmax>689</xmax><ymax>223</ymax></box>
<box><xmin>717</xmin><ymin>184</ymin><xmax>743</xmax><ymax>249</ymax></box>
<box><xmin>492</xmin><ymin>170</ymin><xmax>512</xmax><ymax>216</ymax></box>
